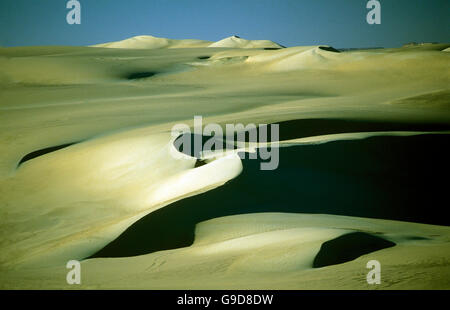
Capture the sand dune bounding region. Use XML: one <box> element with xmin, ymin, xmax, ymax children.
<box><xmin>91</xmin><ymin>35</ymin><xmax>212</xmax><ymax>49</ymax></box>
<box><xmin>0</xmin><ymin>130</ymin><xmax>242</xmax><ymax>268</ymax></box>
<box><xmin>388</xmin><ymin>89</ymin><xmax>450</xmax><ymax>109</ymax></box>
<box><xmin>2</xmin><ymin>213</ymin><xmax>449</xmax><ymax>289</ymax></box>
<box><xmin>0</xmin><ymin>36</ymin><xmax>449</xmax><ymax>289</ymax></box>
<box><xmin>244</xmin><ymin>45</ymin><xmax>341</xmax><ymax>71</ymax></box>
<box><xmin>208</xmin><ymin>35</ymin><xmax>284</xmax><ymax>49</ymax></box>
<box><xmin>91</xmin><ymin>34</ymin><xmax>284</xmax><ymax>50</ymax></box>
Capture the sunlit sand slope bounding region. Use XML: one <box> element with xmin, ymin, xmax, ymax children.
<box><xmin>0</xmin><ymin>38</ymin><xmax>449</xmax><ymax>289</ymax></box>
<box><xmin>92</xmin><ymin>35</ymin><xmax>212</xmax><ymax>49</ymax></box>
<box><xmin>92</xmin><ymin>35</ymin><xmax>283</xmax><ymax>49</ymax></box>
<box><xmin>2</xmin><ymin>213</ymin><xmax>449</xmax><ymax>289</ymax></box>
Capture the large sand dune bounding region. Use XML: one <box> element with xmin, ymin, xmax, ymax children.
<box><xmin>208</xmin><ymin>35</ymin><xmax>284</xmax><ymax>49</ymax></box>
<box><xmin>2</xmin><ymin>213</ymin><xmax>449</xmax><ymax>289</ymax></box>
<box><xmin>0</xmin><ymin>36</ymin><xmax>449</xmax><ymax>289</ymax></box>
<box><xmin>92</xmin><ymin>35</ymin><xmax>213</xmax><ymax>49</ymax></box>
<box><xmin>91</xmin><ymin>34</ymin><xmax>283</xmax><ymax>50</ymax></box>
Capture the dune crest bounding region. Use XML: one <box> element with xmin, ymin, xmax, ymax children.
<box><xmin>208</xmin><ymin>35</ymin><xmax>284</xmax><ymax>49</ymax></box>
<box><xmin>3</xmin><ymin>213</ymin><xmax>448</xmax><ymax>289</ymax></box>
<box><xmin>0</xmin><ymin>129</ymin><xmax>242</xmax><ymax>268</ymax></box>
<box><xmin>244</xmin><ymin>45</ymin><xmax>341</xmax><ymax>71</ymax></box>
<box><xmin>91</xmin><ymin>35</ymin><xmax>285</xmax><ymax>50</ymax></box>
<box><xmin>91</xmin><ymin>35</ymin><xmax>212</xmax><ymax>49</ymax></box>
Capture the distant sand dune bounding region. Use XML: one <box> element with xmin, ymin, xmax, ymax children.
<box><xmin>208</xmin><ymin>35</ymin><xmax>284</xmax><ymax>49</ymax></box>
<box><xmin>91</xmin><ymin>35</ymin><xmax>212</xmax><ymax>49</ymax></box>
<box><xmin>91</xmin><ymin>34</ymin><xmax>284</xmax><ymax>50</ymax></box>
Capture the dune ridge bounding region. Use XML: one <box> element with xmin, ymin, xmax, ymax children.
<box><xmin>92</xmin><ymin>34</ymin><xmax>284</xmax><ymax>49</ymax></box>
<box><xmin>208</xmin><ymin>35</ymin><xmax>284</xmax><ymax>49</ymax></box>
<box><xmin>2</xmin><ymin>213</ymin><xmax>449</xmax><ymax>289</ymax></box>
<box><xmin>91</xmin><ymin>35</ymin><xmax>213</xmax><ymax>49</ymax></box>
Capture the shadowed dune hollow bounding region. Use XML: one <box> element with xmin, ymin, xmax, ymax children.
<box><xmin>125</xmin><ymin>71</ymin><xmax>158</xmax><ymax>80</ymax></box>
<box><xmin>174</xmin><ymin>118</ymin><xmax>450</xmax><ymax>158</ymax></box>
<box><xmin>91</xmin><ymin>133</ymin><xmax>450</xmax><ymax>259</ymax></box>
<box><xmin>17</xmin><ymin>118</ymin><xmax>450</xmax><ymax>167</ymax></box>
<box><xmin>312</xmin><ymin>232</ymin><xmax>396</xmax><ymax>268</ymax></box>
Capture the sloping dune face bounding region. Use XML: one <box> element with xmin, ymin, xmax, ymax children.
<box><xmin>91</xmin><ymin>35</ymin><xmax>213</xmax><ymax>49</ymax></box>
<box><xmin>3</xmin><ymin>213</ymin><xmax>449</xmax><ymax>289</ymax></box>
<box><xmin>92</xmin><ymin>35</ymin><xmax>284</xmax><ymax>49</ymax></box>
<box><xmin>0</xmin><ymin>38</ymin><xmax>449</xmax><ymax>288</ymax></box>
<box><xmin>208</xmin><ymin>35</ymin><xmax>284</xmax><ymax>49</ymax></box>
<box><xmin>0</xmin><ymin>129</ymin><xmax>242</xmax><ymax>268</ymax></box>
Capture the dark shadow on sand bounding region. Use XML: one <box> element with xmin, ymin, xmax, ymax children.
<box><xmin>313</xmin><ymin>232</ymin><xmax>395</xmax><ymax>268</ymax></box>
<box><xmin>125</xmin><ymin>71</ymin><xmax>158</xmax><ymax>80</ymax></box>
<box><xmin>174</xmin><ymin>118</ymin><xmax>450</xmax><ymax>158</ymax></box>
<box><xmin>17</xmin><ymin>142</ymin><xmax>78</xmax><ymax>167</ymax></box>
<box><xmin>268</xmin><ymin>118</ymin><xmax>450</xmax><ymax>141</ymax></box>
<box><xmin>90</xmin><ymin>133</ymin><xmax>450</xmax><ymax>259</ymax></box>
<box><xmin>318</xmin><ymin>46</ymin><xmax>341</xmax><ymax>53</ymax></box>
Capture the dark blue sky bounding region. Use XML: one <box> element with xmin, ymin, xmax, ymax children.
<box><xmin>0</xmin><ymin>0</ymin><xmax>448</xmax><ymax>48</ymax></box>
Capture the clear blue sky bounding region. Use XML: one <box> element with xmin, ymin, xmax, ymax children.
<box><xmin>0</xmin><ymin>0</ymin><xmax>448</xmax><ymax>48</ymax></box>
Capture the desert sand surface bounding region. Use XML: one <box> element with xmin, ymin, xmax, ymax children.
<box><xmin>3</xmin><ymin>213</ymin><xmax>450</xmax><ymax>290</ymax></box>
<box><xmin>0</xmin><ymin>35</ymin><xmax>449</xmax><ymax>289</ymax></box>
